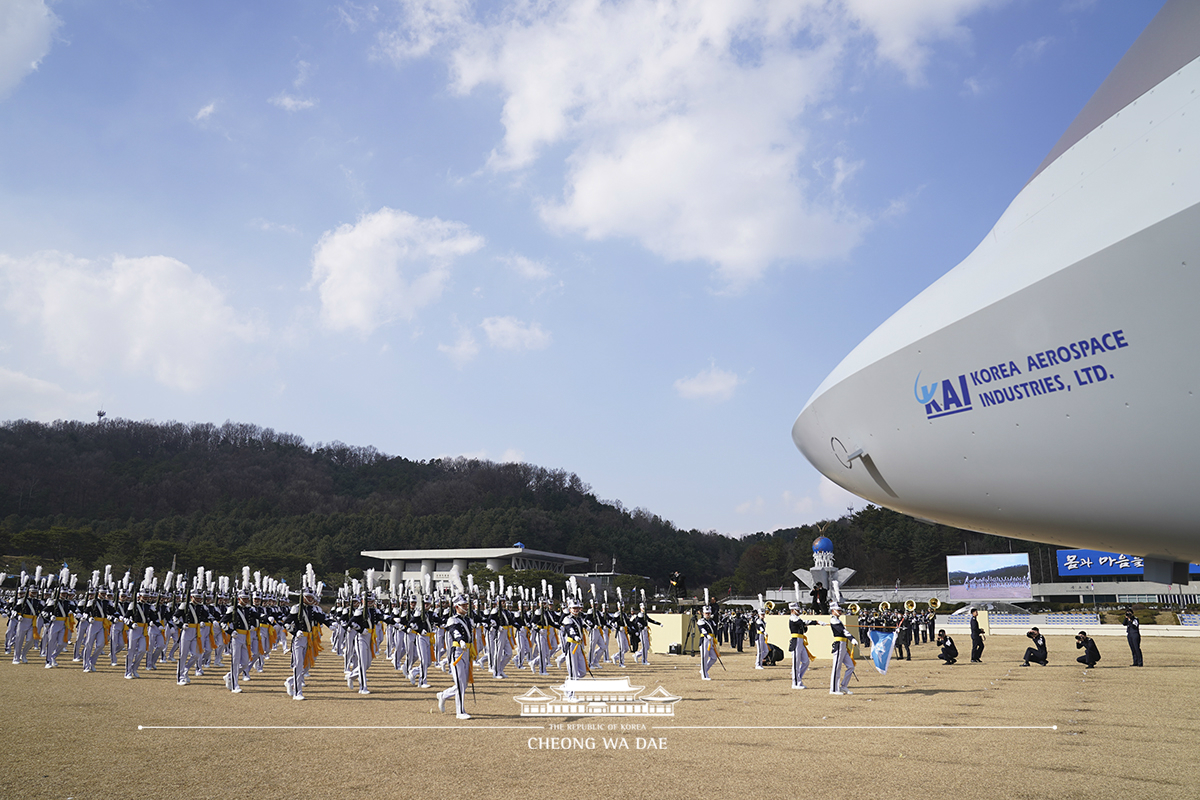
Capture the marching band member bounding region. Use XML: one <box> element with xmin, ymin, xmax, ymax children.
<box><xmin>787</xmin><ymin>602</ymin><xmax>817</xmax><ymax>689</ymax></box>
<box><xmin>697</xmin><ymin>605</ymin><xmax>719</xmax><ymax>681</ymax></box>
<box><xmin>826</xmin><ymin>604</ymin><xmax>857</xmax><ymax>695</ymax></box>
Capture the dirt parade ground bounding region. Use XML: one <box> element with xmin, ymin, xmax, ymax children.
<box><xmin>2</xmin><ymin>633</ymin><xmax>1198</xmax><ymax>800</ymax></box>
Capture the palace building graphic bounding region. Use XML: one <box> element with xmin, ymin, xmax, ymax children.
<box><xmin>514</xmin><ymin>678</ymin><xmax>681</xmax><ymax>717</ymax></box>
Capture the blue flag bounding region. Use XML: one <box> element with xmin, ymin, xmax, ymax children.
<box><xmin>868</xmin><ymin>629</ymin><xmax>896</xmax><ymax>675</ymax></box>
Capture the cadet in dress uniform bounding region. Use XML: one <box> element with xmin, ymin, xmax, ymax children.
<box><xmin>826</xmin><ymin>604</ymin><xmax>856</xmax><ymax>694</ymax></box>
<box><xmin>696</xmin><ymin>606</ymin><xmax>719</xmax><ymax>680</ymax></box>
<box><xmin>787</xmin><ymin>603</ymin><xmax>817</xmax><ymax>689</ymax></box>
<box><xmin>633</xmin><ymin>603</ymin><xmax>660</xmax><ymax>665</ymax></box>
<box><xmin>1123</xmin><ymin>610</ymin><xmax>1143</xmax><ymax>666</ymax></box>
<box><xmin>436</xmin><ymin>595</ymin><xmax>475</xmax><ymax>720</ymax></box>
<box><xmin>560</xmin><ymin>598</ymin><xmax>588</xmax><ymax>686</ymax></box>
<box><xmin>406</xmin><ymin>597</ymin><xmax>434</xmax><ymax>688</ymax></box>
<box><xmin>175</xmin><ymin>584</ymin><xmax>210</xmax><ymax>685</ymax></box>
<box><xmin>491</xmin><ymin>597</ymin><xmax>516</xmax><ymax>679</ymax></box>
<box><xmin>532</xmin><ymin>598</ymin><xmax>557</xmax><ymax>675</ymax></box>
<box><xmin>284</xmin><ymin>586</ymin><xmax>326</xmax><ymax>701</ymax></box>
<box><xmin>123</xmin><ymin>583</ymin><xmax>156</xmax><ymax>679</ymax></box>
<box><xmin>81</xmin><ymin>584</ymin><xmax>113</xmax><ymax>673</ymax></box>
<box><xmin>346</xmin><ymin>593</ymin><xmax>381</xmax><ymax>694</ymax></box>
<box><xmin>222</xmin><ymin>590</ymin><xmax>258</xmax><ymax>693</ymax></box>
<box><xmin>41</xmin><ymin>577</ymin><xmax>72</xmax><ymax>668</ymax></box>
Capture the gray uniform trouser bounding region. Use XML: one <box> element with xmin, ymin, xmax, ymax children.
<box><xmin>830</xmin><ymin>641</ymin><xmax>854</xmax><ymax>692</ymax></box>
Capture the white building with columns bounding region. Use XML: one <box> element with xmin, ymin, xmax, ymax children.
<box><xmin>360</xmin><ymin>546</ymin><xmax>588</xmax><ymax>592</ymax></box>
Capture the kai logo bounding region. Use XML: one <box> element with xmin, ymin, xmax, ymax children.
<box><xmin>913</xmin><ymin>371</ymin><xmax>973</xmax><ymax>420</ymax></box>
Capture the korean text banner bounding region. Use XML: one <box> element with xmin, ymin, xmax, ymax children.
<box><xmin>1056</xmin><ymin>550</ymin><xmax>1200</xmax><ymax>577</ymax></box>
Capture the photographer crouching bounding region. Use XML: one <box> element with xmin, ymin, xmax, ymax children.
<box><xmin>1075</xmin><ymin>630</ymin><xmax>1101</xmax><ymax>669</ymax></box>
<box><xmin>1021</xmin><ymin>627</ymin><xmax>1047</xmax><ymax>666</ymax></box>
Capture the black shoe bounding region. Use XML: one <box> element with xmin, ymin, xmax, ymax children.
<box><xmin>1021</xmin><ymin>662</ymin><xmax>1029</xmax><ymax>667</ymax></box>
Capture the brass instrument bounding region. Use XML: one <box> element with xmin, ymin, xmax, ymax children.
<box><xmin>764</xmin><ymin>600</ymin><xmax>776</xmax><ymax>612</ymax></box>
<box><xmin>929</xmin><ymin>597</ymin><xmax>941</xmax><ymax>610</ymax></box>
<box><xmin>847</xmin><ymin>602</ymin><xmax>861</xmax><ymax>615</ymax></box>
<box><xmin>904</xmin><ymin>599</ymin><xmax>916</xmax><ymax>612</ymax></box>
<box><xmin>878</xmin><ymin>601</ymin><xmax>890</xmax><ymax>611</ymax></box>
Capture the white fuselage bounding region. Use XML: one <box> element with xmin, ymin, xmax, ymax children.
<box><xmin>792</xmin><ymin>8</ymin><xmax>1200</xmax><ymax>564</ymax></box>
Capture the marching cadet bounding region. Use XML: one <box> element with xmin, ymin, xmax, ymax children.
<box><xmin>515</xmin><ymin>599</ymin><xmax>535</xmax><ymax>670</ymax></box>
<box><xmin>146</xmin><ymin>585</ymin><xmax>168</xmax><ymax>670</ymax></box>
<box><xmin>787</xmin><ymin>603</ymin><xmax>817</xmax><ymax>689</ymax></box>
<box><xmin>826</xmin><ymin>604</ymin><xmax>857</xmax><ymax>694</ymax></box>
<box><xmin>80</xmin><ymin>581</ymin><xmax>113</xmax><ymax>673</ymax></box>
<box><xmin>108</xmin><ymin>582</ymin><xmax>127</xmax><ymax>668</ymax></box>
<box><xmin>696</xmin><ymin>606</ymin><xmax>719</xmax><ymax>681</ymax></box>
<box><xmin>284</xmin><ymin>586</ymin><xmax>326</xmax><ymax>701</ymax></box>
<box><xmin>560</xmin><ymin>598</ymin><xmax>588</xmax><ymax>687</ymax></box>
<box><xmin>40</xmin><ymin>572</ymin><xmax>72</xmax><ymax>669</ymax></box>
<box><xmin>436</xmin><ymin>595</ymin><xmax>474</xmax><ymax>720</ymax></box>
<box><xmin>406</xmin><ymin>596</ymin><xmax>434</xmax><ymax>688</ymax></box>
<box><xmin>175</xmin><ymin>583</ymin><xmax>210</xmax><ymax>685</ymax></box>
<box><xmin>633</xmin><ymin>602</ymin><xmax>661</xmax><ymax>665</ymax></box>
<box><xmin>222</xmin><ymin>589</ymin><xmax>258</xmax><ymax>693</ymax></box>
<box><xmin>610</xmin><ymin>602</ymin><xmax>631</xmax><ymax>668</ymax></box>
<box><xmin>346</xmin><ymin>590</ymin><xmax>381</xmax><ymax>694</ymax></box>
<box><xmin>492</xmin><ymin>596</ymin><xmax>516</xmax><ymax>679</ymax></box>
<box><xmin>123</xmin><ymin>578</ymin><xmax>156</xmax><ymax>679</ymax></box>
<box><xmin>532</xmin><ymin>597</ymin><xmax>557</xmax><ymax>676</ymax></box>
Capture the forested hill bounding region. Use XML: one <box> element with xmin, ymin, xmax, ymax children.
<box><xmin>0</xmin><ymin>419</ymin><xmax>1047</xmax><ymax>592</ymax></box>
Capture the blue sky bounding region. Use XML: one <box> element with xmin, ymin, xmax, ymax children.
<box><xmin>0</xmin><ymin>1</ymin><xmax>1162</xmax><ymax>536</ymax></box>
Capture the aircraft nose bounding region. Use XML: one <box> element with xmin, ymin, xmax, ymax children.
<box><xmin>792</xmin><ymin>387</ymin><xmax>897</xmax><ymax>504</ymax></box>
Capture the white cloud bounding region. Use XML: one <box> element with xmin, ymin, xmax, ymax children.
<box><xmin>0</xmin><ymin>0</ymin><xmax>60</xmax><ymax>100</ymax></box>
<box><xmin>194</xmin><ymin>102</ymin><xmax>216</xmax><ymax>121</ymax></box>
<box><xmin>818</xmin><ymin>474</ymin><xmax>861</xmax><ymax>509</ymax></box>
<box><xmin>251</xmin><ymin>218</ymin><xmax>299</xmax><ymax>235</ymax></box>
<box><xmin>673</xmin><ymin>362</ymin><xmax>742</xmax><ymax>402</ymax></box>
<box><xmin>736</xmin><ymin>496</ymin><xmax>766</xmax><ymax>514</ymax></box>
<box><xmin>380</xmin><ymin>0</ymin><xmax>1005</xmax><ymax>286</ymax></box>
<box><xmin>480</xmin><ymin>316</ymin><xmax>550</xmax><ymax>350</ymax></box>
<box><xmin>499</xmin><ymin>448</ymin><xmax>524</xmax><ymax>463</ymax></box>
<box><xmin>270</xmin><ymin>92</ymin><xmax>316</xmax><ymax>112</ymax></box>
<box><xmin>311</xmin><ymin>207</ymin><xmax>484</xmax><ymax>334</ymax></box>
<box><xmin>1014</xmin><ymin>35</ymin><xmax>1054</xmax><ymax>66</ymax></box>
<box><xmin>438</xmin><ymin>328</ymin><xmax>480</xmax><ymax>367</ymax></box>
<box><xmin>498</xmin><ymin>253</ymin><xmax>551</xmax><ymax>280</ymax></box>
<box><xmin>843</xmin><ymin>0</ymin><xmax>1010</xmax><ymax>85</ymax></box>
<box><xmin>0</xmin><ymin>366</ymin><xmax>98</xmax><ymax>422</ymax></box>
<box><xmin>378</xmin><ymin>0</ymin><xmax>472</xmax><ymax>61</ymax></box>
<box><xmin>782</xmin><ymin>489</ymin><xmax>815</xmax><ymax>515</ymax></box>
<box><xmin>0</xmin><ymin>251</ymin><xmax>261</xmax><ymax>391</ymax></box>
